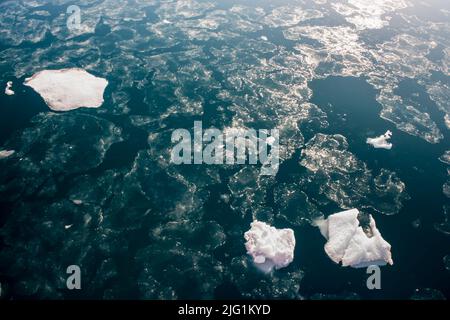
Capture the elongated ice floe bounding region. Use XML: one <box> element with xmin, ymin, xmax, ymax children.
<box><xmin>366</xmin><ymin>130</ymin><xmax>392</xmax><ymax>150</ymax></box>
<box><xmin>24</xmin><ymin>68</ymin><xmax>108</xmax><ymax>111</ymax></box>
<box><xmin>4</xmin><ymin>81</ymin><xmax>14</xmax><ymax>95</ymax></box>
<box><xmin>315</xmin><ymin>209</ymin><xmax>393</xmax><ymax>268</ymax></box>
<box><xmin>0</xmin><ymin>150</ymin><xmax>15</xmax><ymax>159</ymax></box>
<box><xmin>244</xmin><ymin>220</ymin><xmax>295</xmax><ymax>273</ymax></box>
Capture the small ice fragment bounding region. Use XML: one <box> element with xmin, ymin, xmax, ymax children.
<box><xmin>412</xmin><ymin>219</ymin><xmax>421</xmax><ymax>229</ymax></box>
<box><xmin>315</xmin><ymin>209</ymin><xmax>393</xmax><ymax>268</ymax></box>
<box><xmin>24</xmin><ymin>68</ymin><xmax>108</xmax><ymax>111</ymax></box>
<box><xmin>72</xmin><ymin>199</ymin><xmax>83</xmax><ymax>205</ymax></box>
<box><xmin>366</xmin><ymin>130</ymin><xmax>393</xmax><ymax>150</ymax></box>
<box><xmin>65</xmin><ymin>224</ymin><xmax>73</xmax><ymax>229</ymax></box>
<box><xmin>260</xmin><ymin>36</ymin><xmax>268</xmax><ymax>41</ymax></box>
<box><xmin>0</xmin><ymin>150</ymin><xmax>15</xmax><ymax>159</ymax></box>
<box><xmin>220</xmin><ymin>194</ymin><xmax>230</xmax><ymax>203</ymax></box>
<box><xmin>266</xmin><ymin>136</ymin><xmax>276</xmax><ymax>145</ymax></box>
<box><xmin>244</xmin><ymin>220</ymin><xmax>295</xmax><ymax>273</ymax></box>
<box><xmin>5</xmin><ymin>81</ymin><xmax>14</xmax><ymax>95</ymax></box>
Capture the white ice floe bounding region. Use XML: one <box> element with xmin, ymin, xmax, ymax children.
<box><xmin>315</xmin><ymin>209</ymin><xmax>393</xmax><ymax>268</ymax></box>
<box><xmin>244</xmin><ymin>220</ymin><xmax>295</xmax><ymax>273</ymax></box>
<box><xmin>0</xmin><ymin>150</ymin><xmax>15</xmax><ymax>159</ymax></box>
<box><xmin>23</xmin><ymin>68</ymin><xmax>108</xmax><ymax>111</ymax></box>
<box><xmin>366</xmin><ymin>130</ymin><xmax>393</xmax><ymax>150</ymax></box>
<box><xmin>4</xmin><ymin>81</ymin><xmax>14</xmax><ymax>95</ymax></box>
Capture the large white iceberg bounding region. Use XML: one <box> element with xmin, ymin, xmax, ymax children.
<box><xmin>366</xmin><ymin>130</ymin><xmax>393</xmax><ymax>150</ymax></box>
<box><xmin>4</xmin><ymin>81</ymin><xmax>14</xmax><ymax>95</ymax></box>
<box><xmin>315</xmin><ymin>209</ymin><xmax>393</xmax><ymax>268</ymax></box>
<box><xmin>244</xmin><ymin>220</ymin><xmax>295</xmax><ymax>273</ymax></box>
<box><xmin>24</xmin><ymin>68</ymin><xmax>108</xmax><ymax>111</ymax></box>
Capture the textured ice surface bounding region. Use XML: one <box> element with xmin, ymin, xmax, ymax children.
<box><xmin>300</xmin><ymin>134</ymin><xmax>408</xmax><ymax>215</ymax></box>
<box><xmin>0</xmin><ymin>113</ymin><xmax>122</xmax><ymax>202</ymax></box>
<box><xmin>444</xmin><ymin>167</ymin><xmax>450</xmax><ymax>199</ymax></box>
<box><xmin>244</xmin><ymin>221</ymin><xmax>295</xmax><ymax>273</ymax></box>
<box><xmin>316</xmin><ymin>209</ymin><xmax>393</xmax><ymax>268</ymax></box>
<box><xmin>441</xmin><ymin>152</ymin><xmax>450</xmax><ymax>200</ymax></box>
<box><xmin>288</xmin><ymin>16</ymin><xmax>447</xmax><ymax>143</ymax></box>
<box><xmin>263</xmin><ymin>6</ymin><xmax>323</xmax><ymax>27</ymax></box>
<box><xmin>367</xmin><ymin>130</ymin><xmax>393</xmax><ymax>150</ymax></box>
<box><xmin>230</xmin><ymin>255</ymin><xmax>303</xmax><ymax>299</ymax></box>
<box><xmin>24</xmin><ymin>69</ymin><xmax>108</xmax><ymax>111</ymax></box>
<box><xmin>0</xmin><ymin>0</ymin><xmax>448</xmax><ymax>299</ymax></box>
<box><xmin>0</xmin><ymin>0</ymin><xmax>444</xmax><ymax>142</ymax></box>
<box><xmin>4</xmin><ymin>81</ymin><xmax>14</xmax><ymax>95</ymax></box>
<box><xmin>426</xmin><ymin>82</ymin><xmax>450</xmax><ymax>129</ymax></box>
<box><xmin>332</xmin><ymin>0</ymin><xmax>410</xmax><ymax>30</ymax></box>
<box><xmin>228</xmin><ymin>166</ymin><xmax>275</xmax><ymax>220</ymax></box>
<box><xmin>136</xmin><ymin>220</ymin><xmax>226</xmax><ymax>299</ymax></box>
<box><xmin>274</xmin><ymin>183</ymin><xmax>321</xmax><ymax>226</ymax></box>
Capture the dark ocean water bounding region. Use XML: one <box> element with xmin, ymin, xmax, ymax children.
<box><xmin>0</xmin><ymin>0</ymin><xmax>449</xmax><ymax>300</ymax></box>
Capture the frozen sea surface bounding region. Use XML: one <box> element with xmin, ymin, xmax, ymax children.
<box><xmin>0</xmin><ymin>0</ymin><xmax>449</xmax><ymax>299</ymax></box>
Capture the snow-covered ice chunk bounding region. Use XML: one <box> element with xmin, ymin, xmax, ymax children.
<box><xmin>5</xmin><ymin>81</ymin><xmax>14</xmax><ymax>95</ymax></box>
<box><xmin>366</xmin><ymin>130</ymin><xmax>393</xmax><ymax>150</ymax></box>
<box><xmin>24</xmin><ymin>68</ymin><xmax>108</xmax><ymax>111</ymax></box>
<box><xmin>0</xmin><ymin>150</ymin><xmax>15</xmax><ymax>159</ymax></box>
<box><xmin>244</xmin><ymin>220</ymin><xmax>295</xmax><ymax>273</ymax></box>
<box><xmin>315</xmin><ymin>209</ymin><xmax>393</xmax><ymax>268</ymax></box>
